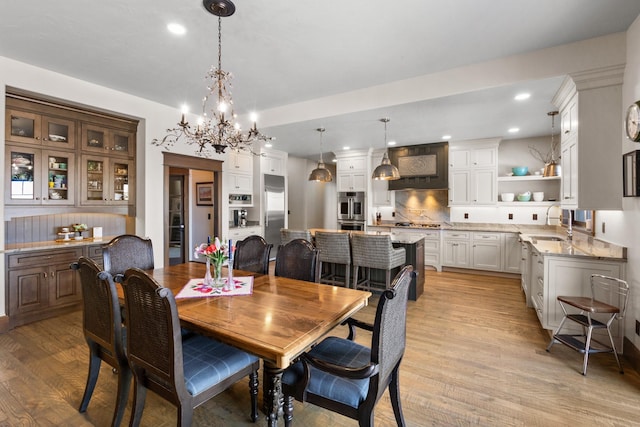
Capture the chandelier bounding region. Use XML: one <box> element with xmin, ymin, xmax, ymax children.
<box><xmin>152</xmin><ymin>0</ymin><xmax>271</xmax><ymax>156</ymax></box>
<box><xmin>308</xmin><ymin>128</ymin><xmax>333</xmax><ymax>182</ymax></box>
<box><xmin>372</xmin><ymin>118</ymin><xmax>400</xmax><ymax>180</ymax></box>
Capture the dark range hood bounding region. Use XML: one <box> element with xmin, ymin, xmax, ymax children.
<box><xmin>388</xmin><ymin>142</ymin><xmax>448</xmax><ymax>190</ymax></box>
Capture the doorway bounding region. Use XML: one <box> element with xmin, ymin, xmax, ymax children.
<box><xmin>162</xmin><ymin>152</ymin><xmax>223</xmax><ymax>267</ymax></box>
<box><xmin>168</xmin><ymin>169</ymin><xmax>188</xmax><ymax>265</ymax></box>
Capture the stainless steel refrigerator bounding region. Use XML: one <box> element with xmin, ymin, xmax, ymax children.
<box><xmin>264</xmin><ymin>174</ymin><xmax>285</xmax><ymax>260</ymax></box>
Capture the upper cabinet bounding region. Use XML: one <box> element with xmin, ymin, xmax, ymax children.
<box><xmin>4</xmin><ymin>92</ymin><xmax>138</xmax><ymax>217</ymax></box>
<box><xmin>260</xmin><ymin>150</ymin><xmax>287</xmax><ymax>176</ymax></box>
<box><xmin>336</xmin><ymin>152</ymin><xmax>369</xmax><ymax>192</ymax></box>
<box><xmin>228</xmin><ymin>150</ymin><xmax>254</xmax><ymax>174</ymax></box>
<box><xmin>448</xmin><ymin>139</ymin><xmax>500</xmax><ymax>206</ymax></box>
<box><xmin>552</xmin><ymin>69</ymin><xmax>624</xmax><ymax>210</ymax></box>
<box><xmin>6</xmin><ymin>108</ymin><xmax>76</xmax><ymax>149</ymax></box>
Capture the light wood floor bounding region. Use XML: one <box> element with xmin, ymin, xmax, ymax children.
<box><xmin>1</xmin><ymin>270</ymin><xmax>640</xmax><ymax>426</ymax></box>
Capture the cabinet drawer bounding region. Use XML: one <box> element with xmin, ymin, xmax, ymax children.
<box><xmin>473</xmin><ymin>232</ymin><xmax>500</xmax><ymax>241</ymax></box>
<box><xmin>8</xmin><ymin>247</ymin><xmax>83</xmax><ymax>269</ymax></box>
<box><xmin>443</xmin><ymin>231</ymin><xmax>469</xmax><ymax>240</ymax></box>
<box><xmin>423</xmin><ymin>240</ymin><xmax>440</xmax><ymax>252</ymax></box>
<box><xmin>422</xmin><ymin>230</ymin><xmax>440</xmax><ymax>240</ymax></box>
<box><xmin>86</xmin><ymin>244</ymin><xmax>103</xmax><ymax>259</ymax></box>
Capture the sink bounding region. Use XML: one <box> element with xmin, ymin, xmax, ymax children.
<box><xmin>530</xmin><ymin>235</ymin><xmax>564</xmax><ymax>241</ymax></box>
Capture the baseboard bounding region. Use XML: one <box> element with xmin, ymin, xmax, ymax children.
<box><xmin>623</xmin><ymin>337</ymin><xmax>640</xmax><ymax>372</ymax></box>
<box><xmin>0</xmin><ymin>315</ymin><xmax>10</xmax><ymax>334</ymax></box>
<box><xmin>441</xmin><ymin>266</ymin><xmax>521</xmax><ymax>279</ymax></box>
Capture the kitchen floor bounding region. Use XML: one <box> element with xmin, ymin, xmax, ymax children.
<box><xmin>1</xmin><ymin>270</ymin><xmax>639</xmax><ymax>426</ymax></box>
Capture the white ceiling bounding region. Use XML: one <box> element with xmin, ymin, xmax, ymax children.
<box><xmin>2</xmin><ymin>1</ymin><xmax>640</xmax><ymax>159</ymax></box>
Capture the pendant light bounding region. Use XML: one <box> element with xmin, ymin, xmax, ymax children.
<box><xmin>543</xmin><ymin>111</ymin><xmax>560</xmax><ymax>177</ymax></box>
<box><xmin>308</xmin><ymin>128</ymin><xmax>333</xmax><ymax>182</ymax></box>
<box><xmin>372</xmin><ymin>118</ymin><xmax>400</xmax><ymax>180</ymax></box>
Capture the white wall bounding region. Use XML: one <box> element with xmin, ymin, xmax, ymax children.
<box><xmin>596</xmin><ymin>14</ymin><xmax>640</xmax><ymax>351</ymax></box>
<box><xmin>190</xmin><ymin>169</ymin><xmax>215</xmax><ymax>261</ymax></box>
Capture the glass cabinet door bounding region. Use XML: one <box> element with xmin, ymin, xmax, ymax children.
<box><xmin>6</xmin><ymin>109</ymin><xmax>41</xmax><ymax>145</ymax></box>
<box><xmin>42</xmin><ymin>116</ymin><xmax>76</xmax><ymax>149</ymax></box>
<box><xmin>112</xmin><ymin>130</ymin><xmax>134</xmax><ymax>156</ymax></box>
<box><xmin>82</xmin><ymin>124</ymin><xmax>107</xmax><ymax>153</ymax></box>
<box><xmin>6</xmin><ymin>146</ymin><xmax>41</xmax><ymax>204</ymax></box>
<box><xmin>82</xmin><ymin>158</ymin><xmax>105</xmax><ymax>204</ymax></box>
<box><xmin>112</xmin><ymin>160</ymin><xmax>131</xmax><ymax>203</ymax></box>
<box><xmin>45</xmin><ymin>151</ymin><xmax>75</xmax><ymax>204</ymax></box>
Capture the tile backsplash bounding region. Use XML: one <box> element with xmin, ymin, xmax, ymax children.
<box><xmin>5</xmin><ymin>213</ymin><xmax>128</xmax><ymax>244</ymax></box>
<box><xmin>393</xmin><ymin>189</ymin><xmax>450</xmax><ymax>223</ymax></box>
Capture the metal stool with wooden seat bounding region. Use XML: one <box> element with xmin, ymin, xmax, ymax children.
<box><xmin>351</xmin><ymin>233</ymin><xmax>405</xmax><ymax>292</ymax></box>
<box><xmin>546</xmin><ymin>274</ymin><xmax>630</xmax><ymax>375</ymax></box>
<box><xmin>315</xmin><ymin>231</ymin><xmax>351</xmax><ymax>287</ymax></box>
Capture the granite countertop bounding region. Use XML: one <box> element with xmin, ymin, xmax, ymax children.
<box><xmin>3</xmin><ymin>236</ymin><xmax>115</xmax><ymax>254</ymax></box>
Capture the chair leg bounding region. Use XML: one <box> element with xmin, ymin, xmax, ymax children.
<box><xmin>178</xmin><ymin>405</ymin><xmax>194</xmax><ymax>427</ymax></box>
<box><xmin>249</xmin><ymin>368</ymin><xmax>259</xmax><ymax>422</ymax></box>
<box><xmin>385</xmin><ymin>269</ymin><xmax>392</xmax><ymax>290</ymax></box>
<box><xmin>79</xmin><ymin>349</ymin><xmax>101</xmax><ymax>413</ymax></box>
<box><xmin>345</xmin><ymin>264</ymin><xmax>351</xmax><ymax>289</ymax></box>
<box><xmin>111</xmin><ymin>364</ymin><xmax>131</xmax><ymax>427</ymax></box>
<box><xmin>582</xmin><ymin>326</ymin><xmax>594</xmax><ymax>375</ymax></box>
<box><xmin>606</xmin><ymin>326</ymin><xmax>624</xmax><ymax>374</ymax></box>
<box><xmin>353</xmin><ymin>265</ymin><xmax>359</xmax><ymax>290</ymax></box>
<box><xmin>283</xmin><ymin>395</ymin><xmax>294</xmax><ymax>427</ymax></box>
<box><xmin>129</xmin><ymin>379</ymin><xmax>147</xmax><ymax>427</ymax></box>
<box><xmin>389</xmin><ymin>366</ymin><xmax>406</xmax><ymax>427</ymax></box>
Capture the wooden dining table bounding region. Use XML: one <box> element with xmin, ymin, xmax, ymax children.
<box><xmin>129</xmin><ymin>262</ymin><xmax>371</xmax><ymax>426</ymax></box>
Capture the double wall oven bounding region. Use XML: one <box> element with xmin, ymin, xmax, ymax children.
<box><xmin>338</xmin><ymin>191</ymin><xmax>365</xmax><ymax>231</ymax></box>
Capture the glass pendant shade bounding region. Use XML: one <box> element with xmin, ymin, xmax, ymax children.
<box><xmin>309</xmin><ymin>128</ymin><xmax>333</xmax><ymax>182</ymax></box>
<box><xmin>372</xmin><ymin>118</ymin><xmax>400</xmax><ymax>180</ymax></box>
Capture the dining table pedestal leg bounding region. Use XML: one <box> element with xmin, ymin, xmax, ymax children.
<box><xmin>263</xmin><ymin>362</ymin><xmax>283</xmax><ymax>427</ymax></box>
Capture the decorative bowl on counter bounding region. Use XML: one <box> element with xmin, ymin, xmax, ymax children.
<box><xmin>512</xmin><ymin>166</ymin><xmax>529</xmax><ymax>176</ymax></box>
<box><xmin>517</xmin><ymin>191</ymin><xmax>532</xmax><ymax>202</ymax></box>
<box><xmin>501</xmin><ymin>193</ymin><xmax>515</xmax><ymax>202</ymax></box>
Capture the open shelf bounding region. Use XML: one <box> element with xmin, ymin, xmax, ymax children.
<box><xmin>497</xmin><ymin>175</ymin><xmax>561</xmax><ymax>182</ymax></box>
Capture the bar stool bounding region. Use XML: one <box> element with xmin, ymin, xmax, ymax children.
<box><xmin>351</xmin><ymin>233</ymin><xmax>405</xmax><ymax>291</ymax></box>
<box><xmin>546</xmin><ymin>274</ymin><xmax>630</xmax><ymax>375</ymax></box>
<box><xmin>315</xmin><ymin>231</ymin><xmax>351</xmax><ymax>287</ymax></box>
<box><xmin>280</xmin><ymin>228</ymin><xmax>312</xmax><ymax>246</ymax></box>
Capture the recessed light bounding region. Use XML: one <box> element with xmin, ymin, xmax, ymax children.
<box><xmin>514</xmin><ymin>93</ymin><xmax>530</xmax><ymax>101</ymax></box>
<box><xmin>265</xmin><ymin>142</ymin><xmax>273</xmax><ymax>148</ymax></box>
<box><xmin>167</xmin><ymin>23</ymin><xmax>186</xmax><ymax>35</ymax></box>
<box><xmin>508</xmin><ymin>127</ymin><xmax>520</xmax><ymax>133</ymax></box>
<box><xmin>387</xmin><ymin>140</ymin><xmax>396</xmax><ymax>146</ymax></box>
<box><xmin>442</xmin><ymin>135</ymin><xmax>452</xmax><ymax>140</ymax></box>
<box><xmin>343</xmin><ymin>146</ymin><xmax>350</xmax><ymax>150</ymax></box>
<box><xmin>332</xmin><ymin>158</ymin><xmax>337</xmax><ymax>162</ymax></box>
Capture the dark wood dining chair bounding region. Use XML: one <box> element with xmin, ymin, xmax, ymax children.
<box><xmin>121</xmin><ymin>267</ymin><xmax>260</xmax><ymax>427</ymax></box>
<box><xmin>73</xmin><ymin>256</ymin><xmax>130</xmax><ymax>427</ymax></box>
<box><xmin>275</xmin><ymin>238</ymin><xmax>319</xmax><ymax>282</ymax></box>
<box><xmin>102</xmin><ymin>234</ymin><xmax>154</xmax><ymax>275</ymax></box>
<box><xmin>233</xmin><ymin>235</ymin><xmax>272</xmax><ymax>274</ymax></box>
<box><xmin>281</xmin><ymin>265</ymin><xmax>414</xmax><ymax>427</ymax></box>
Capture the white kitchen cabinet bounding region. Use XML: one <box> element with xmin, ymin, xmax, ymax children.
<box><xmin>335</xmin><ymin>151</ymin><xmax>370</xmax><ymax>193</ymax></box>
<box><xmin>552</xmin><ymin>70</ymin><xmax>623</xmax><ymax>210</ymax></box>
<box><xmin>337</xmin><ymin>172</ymin><xmax>366</xmax><ymax>192</ymax></box>
<box><xmin>228</xmin><ymin>150</ymin><xmax>253</xmax><ymax>174</ymax></box>
<box><xmin>227</xmin><ymin>173</ymin><xmax>253</xmax><ymax>194</ymax></box>
<box><xmin>337</xmin><ymin>157</ymin><xmax>367</xmax><ymax>172</ymax></box>
<box><xmin>471</xmin><ymin>232</ymin><xmax>502</xmax><ymax>271</ymax></box>
<box><xmin>228</xmin><ymin>225</ymin><xmax>262</xmax><ymax>242</ymax></box>
<box><xmin>260</xmin><ymin>151</ymin><xmax>286</xmax><ymax>176</ymax></box>
<box><xmin>442</xmin><ymin>231</ymin><xmax>470</xmax><ymax>268</ymax></box>
<box><xmin>520</xmin><ymin>241</ymin><xmax>532</xmax><ymax>307</ymax></box>
<box><xmin>448</xmin><ymin>139</ymin><xmax>499</xmax><ymax>206</ymax></box>
<box><xmin>421</xmin><ymin>229</ymin><xmax>442</xmax><ymax>271</ymax></box>
<box><xmin>503</xmin><ymin>233</ymin><xmax>522</xmax><ymax>273</ymax></box>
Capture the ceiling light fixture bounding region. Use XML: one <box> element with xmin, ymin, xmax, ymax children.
<box><xmin>442</xmin><ymin>134</ymin><xmax>452</xmax><ymax>140</ymax></box>
<box><xmin>167</xmin><ymin>23</ymin><xmax>186</xmax><ymax>35</ymax></box>
<box><xmin>508</xmin><ymin>127</ymin><xmax>520</xmax><ymax>133</ymax></box>
<box><xmin>514</xmin><ymin>93</ymin><xmax>531</xmax><ymax>101</ymax></box>
<box><xmin>372</xmin><ymin>118</ymin><xmax>400</xmax><ymax>181</ymax></box>
<box><xmin>308</xmin><ymin>128</ymin><xmax>333</xmax><ymax>182</ymax></box>
<box><xmin>152</xmin><ymin>0</ymin><xmax>272</xmax><ymax>156</ymax></box>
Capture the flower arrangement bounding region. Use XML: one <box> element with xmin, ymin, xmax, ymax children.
<box><xmin>194</xmin><ymin>237</ymin><xmax>230</xmax><ymax>266</ymax></box>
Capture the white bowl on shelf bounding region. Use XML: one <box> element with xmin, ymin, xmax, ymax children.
<box><xmin>533</xmin><ymin>192</ymin><xmax>545</xmax><ymax>202</ymax></box>
<box><xmin>501</xmin><ymin>193</ymin><xmax>515</xmax><ymax>202</ymax></box>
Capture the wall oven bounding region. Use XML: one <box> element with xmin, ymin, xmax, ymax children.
<box><xmin>338</xmin><ymin>220</ymin><xmax>365</xmax><ymax>231</ymax></box>
<box><xmin>338</xmin><ymin>191</ymin><xmax>365</xmax><ymax>221</ymax></box>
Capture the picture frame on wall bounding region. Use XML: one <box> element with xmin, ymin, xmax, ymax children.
<box><xmin>623</xmin><ymin>150</ymin><xmax>640</xmax><ymax>197</ymax></box>
<box><xmin>196</xmin><ymin>182</ymin><xmax>214</xmax><ymax>206</ymax></box>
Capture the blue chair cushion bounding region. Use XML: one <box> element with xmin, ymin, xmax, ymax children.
<box><xmin>282</xmin><ymin>336</ymin><xmax>371</xmax><ymax>408</ymax></box>
<box><xmin>182</xmin><ymin>335</ymin><xmax>259</xmax><ymax>396</ymax></box>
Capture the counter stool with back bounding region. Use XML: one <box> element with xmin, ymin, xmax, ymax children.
<box><xmin>351</xmin><ymin>233</ymin><xmax>405</xmax><ymax>292</ymax></box>
<box><xmin>546</xmin><ymin>274</ymin><xmax>630</xmax><ymax>375</ymax></box>
<box><xmin>315</xmin><ymin>231</ymin><xmax>352</xmax><ymax>288</ymax></box>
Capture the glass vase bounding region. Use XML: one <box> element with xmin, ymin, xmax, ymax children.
<box><xmin>204</xmin><ymin>258</ymin><xmax>214</xmax><ymax>287</ymax></box>
<box><xmin>213</xmin><ymin>260</ymin><xmax>224</xmax><ymax>286</ymax></box>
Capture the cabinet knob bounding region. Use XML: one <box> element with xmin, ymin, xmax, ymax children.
<box><xmin>564</xmin><ymin>130</ymin><xmax>570</xmax><ymax>134</ymax></box>
<box><xmin>43</xmin><ymin>272</ymin><xmax>47</xmax><ymax>278</ymax></box>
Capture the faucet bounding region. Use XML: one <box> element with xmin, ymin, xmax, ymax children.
<box><xmin>545</xmin><ymin>204</ymin><xmax>572</xmax><ymax>241</ymax></box>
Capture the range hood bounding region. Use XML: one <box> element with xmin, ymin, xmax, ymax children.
<box><xmin>388</xmin><ymin>142</ymin><xmax>448</xmax><ymax>190</ymax></box>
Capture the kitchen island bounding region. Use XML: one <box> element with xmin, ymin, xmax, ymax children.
<box><xmin>309</xmin><ymin>229</ymin><xmax>425</xmax><ymax>300</ymax></box>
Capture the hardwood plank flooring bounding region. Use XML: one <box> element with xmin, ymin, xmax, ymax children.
<box><xmin>1</xmin><ymin>270</ymin><xmax>640</xmax><ymax>426</ymax></box>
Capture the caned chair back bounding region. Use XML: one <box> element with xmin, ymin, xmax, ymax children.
<box><xmin>121</xmin><ymin>268</ymin><xmax>186</xmax><ymax>399</ymax></box>
<box><xmin>103</xmin><ymin>234</ymin><xmax>154</xmax><ymax>276</ymax></box>
<box><xmin>372</xmin><ymin>265</ymin><xmax>412</xmax><ymax>388</ymax></box>
<box><xmin>275</xmin><ymin>238</ymin><xmax>319</xmax><ymax>282</ymax></box>
<box><xmin>315</xmin><ymin>231</ymin><xmax>351</xmax><ymax>265</ymax></box>
<box><xmin>280</xmin><ymin>228</ymin><xmax>312</xmax><ymax>246</ymax></box>
<box><xmin>233</xmin><ymin>235</ymin><xmax>272</xmax><ymax>274</ymax></box>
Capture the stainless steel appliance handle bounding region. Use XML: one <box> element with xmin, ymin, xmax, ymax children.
<box><xmin>264</xmin><ymin>189</ymin><xmax>269</xmax><ymax>227</ymax></box>
<box><xmin>349</xmin><ymin>198</ymin><xmax>353</xmax><ymax>220</ymax></box>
